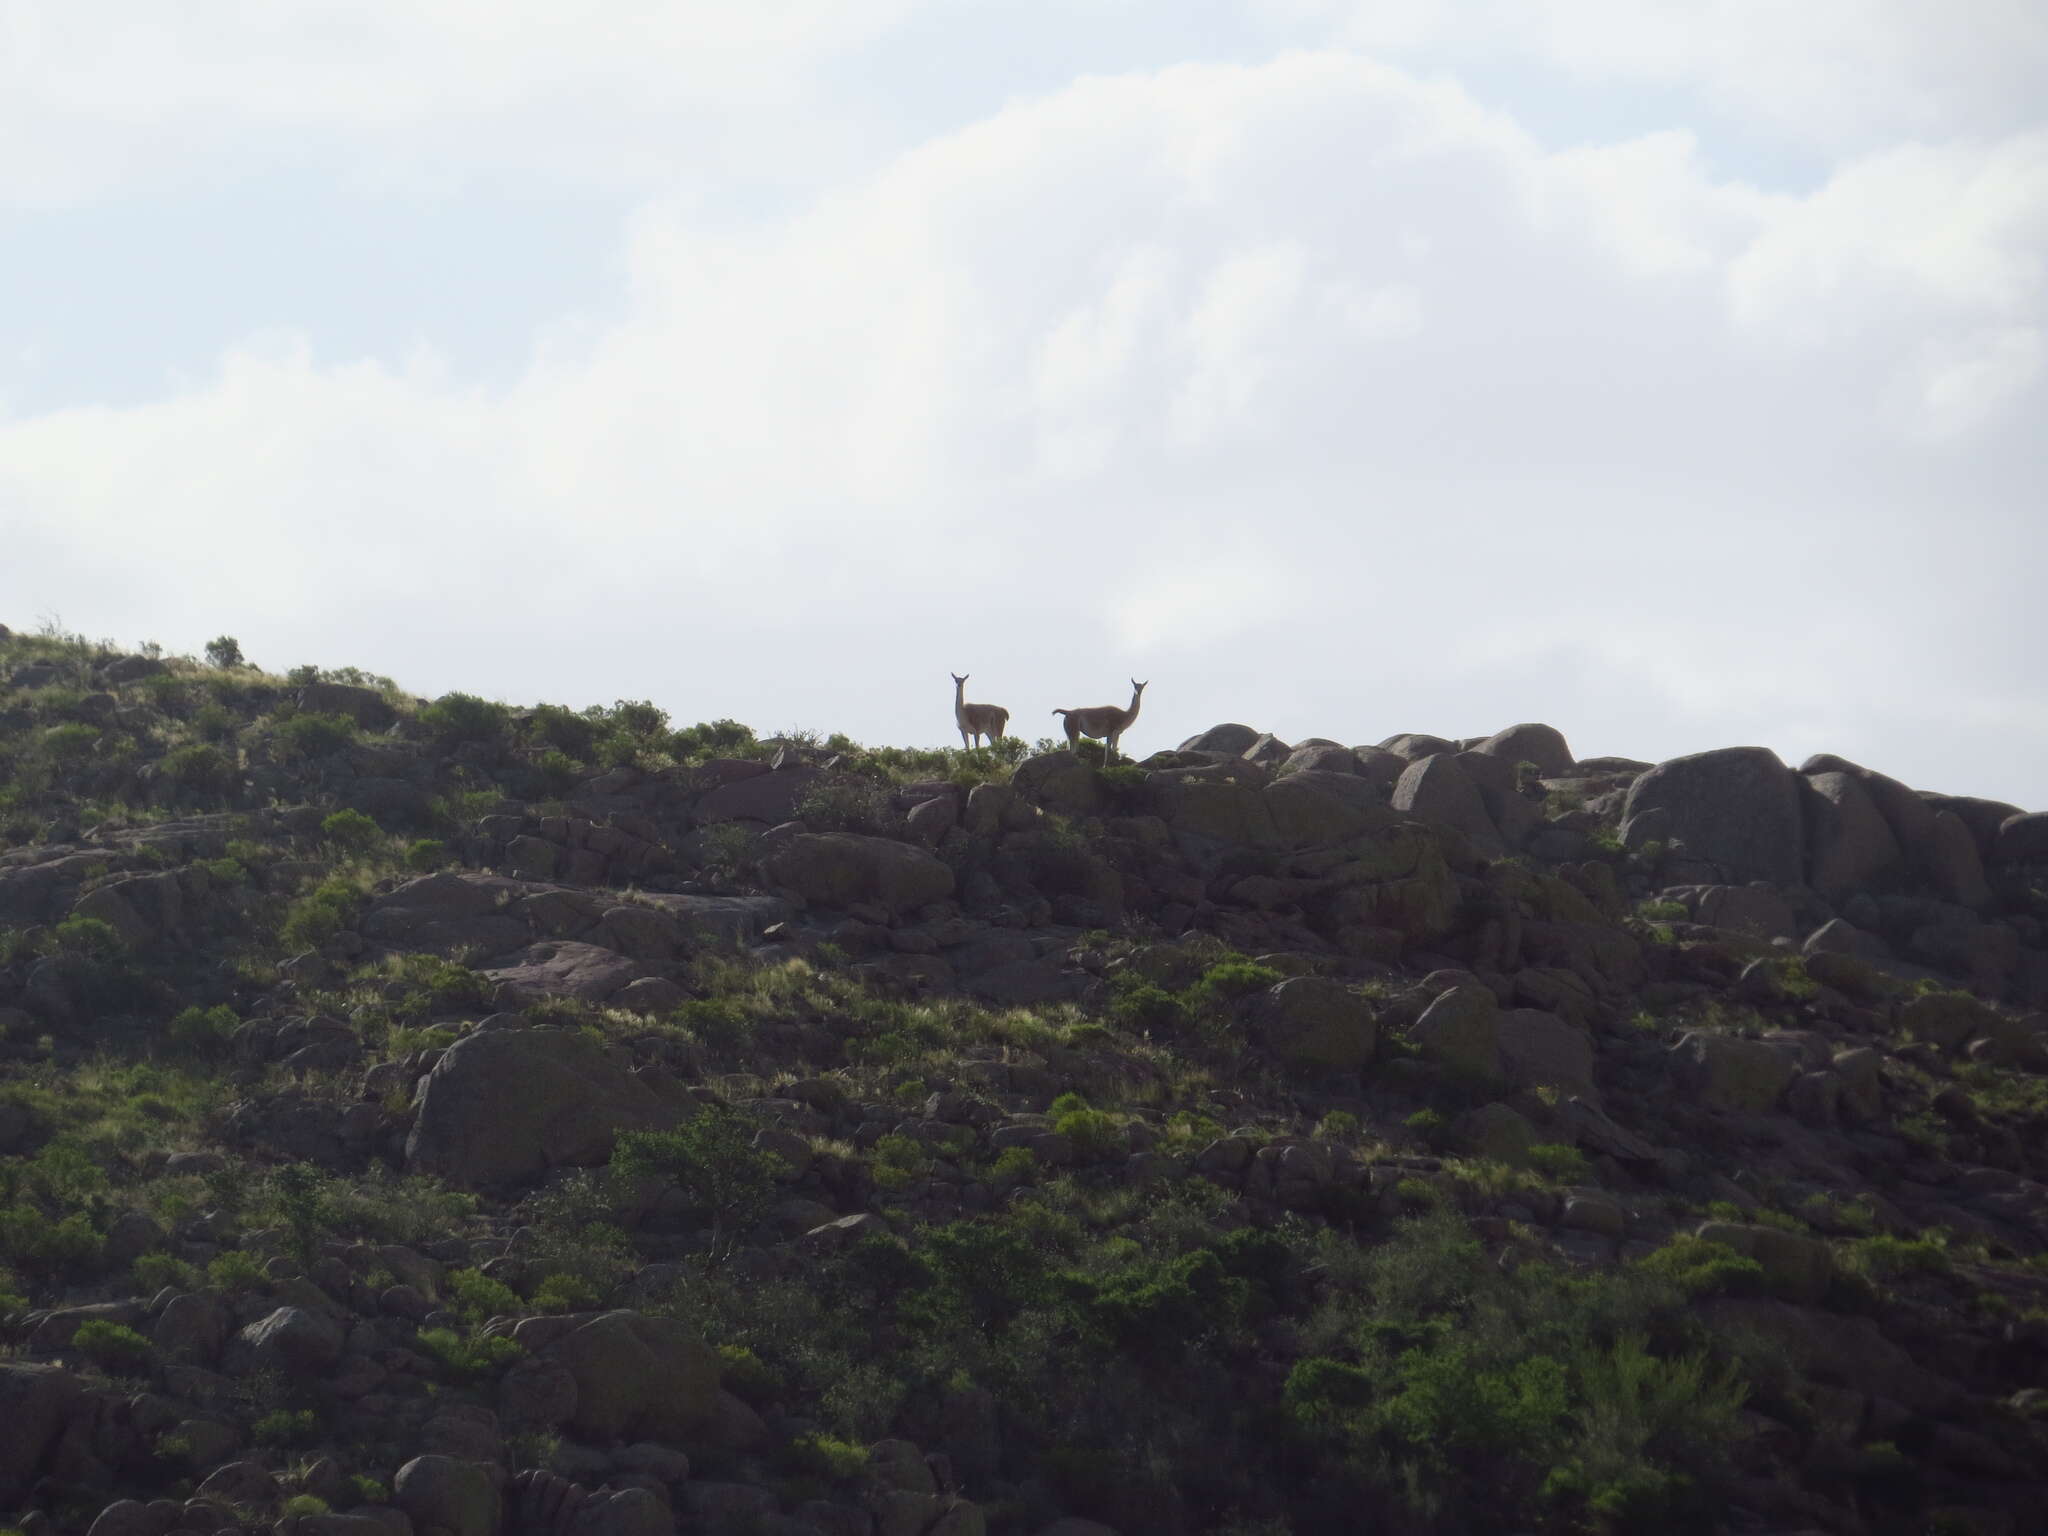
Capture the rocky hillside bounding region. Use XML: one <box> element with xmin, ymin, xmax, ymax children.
<box><xmin>2</xmin><ymin>620</ymin><xmax>2046</xmax><ymax>1536</ymax></box>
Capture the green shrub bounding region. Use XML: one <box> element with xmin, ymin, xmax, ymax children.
<box><xmin>1314</xmin><ymin>1111</ymin><xmax>1362</xmax><ymax>1142</ymax></box>
<box><xmin>168</xmin><ymin>1003</ymin><xmax>238</xmax><ymax>1055</ymax></box>
<box><xmin>1285</xmin><ymin>1355</ymin><xmax>1377</xmax><ymax>1425</ymax></box>
<box><xmin>420</xmin><ymin>692</ymin><xmax>511</xmax><ymax>745</ymax></box>
<box><xmin>42</xmin><ymin>722</ymin><xmax>101</xmax><ymax>761</ymax></box>
<box><xmin>1525</xmin><ymin>1143</ymin><xmax>1590</xmax><ymax>1182</ymax></box>
<box><xmin>0</xmin><ymin>1206</ymin><xmax>104</xmax><ymax>1278</ymax></box>
<box><xmin>448</xmin><ymin>1267</ymin><xmax>522</xmax><ymax>1324</ymax></box>
<box><xmin>275</xmin><ymin>712</ymin><xmax>357</xmax><ymax>759</ymax></box>
<box><xmin>1110</xmin><ymin>980</ymin><xmax>1186</xmax><ymax>1033</ymax></box>
<box><xmin>532</xmin><ymin>1273</ymin><xmax>602</xmax><ymax>1313</ymax></box>
<box><xmin>610</xmin><ymin>1104</ymin><xmax>787</xmax><ymax>1255</ymax></box>
<box><xmin>133</xmin><ymin>1251</ymin><xmax>201</xmax><ymax>1293</ymax></box>
<box><xmin>671</xmin><ymin>718</ymin><xmax>758</xmax><ymax>760</ymax></box>
<box><xmin>280</xmin><ymin>1497</ymin><xmax>330</xmax><ymax>1519</ymax></box>
<box><xmin>0</xmin><ymin>1263</ymin><xmax>28</xmax><ymax>1322</ymax></box>
<box><xmin>523</xmin><ymin>704</ymin><xmax>601</xmax><ymax>759</ymax></box>
<box><xmin>1631</xmin><ymin>1235</ymin><xmax>1764</xmax><ymax>1299</ymax></box>
<box><xmin>207</xmin><ymin>1249</ymin><xmax>268</xmax><ymax>1293</ymax></box>
<box><xmin>251</xmin><ymin>1408</ymin><xmax>318</xmax><ymax>1448</ymax></box>
<box><xmin>272</xmin><ymin>1163</ymin><xmax>336</xmax><ymax>1263</ymax></box>
<box><xmin>71</xmin><ymin>1319</ymin><xmax>154</xmax><ymax>1371</ymax></box>
<box><xmin>161</xmin><ymin>743</ymin><xmax>238</xmax><ymax>795</ymax></box>
<box><xmin>280</xmin><ymin>877</ymin><xmax>363</xmax><ymax>951</ymax></box>
<box><xmin>320</xmin><ymin>808</ymin><xmax>382</xmax><ymax>852</ymax></box>
<box><xmin>868</xmin><ymin>1133</ymin><xmax>928</xmax><ymax>1191</ymax></box>
<box><xmin>403</xmin><ymin>837</ymin><xmax>452</xmax><ymax>871</ymax></box>
<box><xmin>204</xmin><ymin>635</ymin><xmax>246</xmax><ymax>670</ymax></box>
<box><xmin>1072</xmin><ymin>1248</ymin><xmax>1246</xmax><ymax>1356</ymax></box>
<box><xmin>1188</xmin><ymin>959</ymin><xmax>1284</xmax><ymax>1003</ymax></box>
<box><xmin>416</xmin><ymin>1327</ymin><xmax>524</xmax><ymax>1382</ymax></box>
<box><xmin>783</xmin><ymin>1432</ymin><xmax>872</xmax><ymax>1484</ymax></box>
<box><xmin>1847</xmin><ymin>1233</ymin><xmax>1952</xmax><ymax>1280</ymax></box>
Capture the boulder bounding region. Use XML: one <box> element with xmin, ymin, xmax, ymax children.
<box><xmin>1177</xmin><ymin>724</ymin><xmax>1261</xmax><ymax>755</ymax></box>
<box><xmin>1992</xmin><ymin>812</ymin><xmax>2048</xmax><ymax>864</ymax></box>
<box><xmin>1495</xmin><ymin>1009</ymin><xmax>1597</xmax><ymax>1102</ymax></box>
<box><xmin>296</xmin><ymin>682</ymin><xmax>398</xmax><ymax>729</ymax></box>
<box><xmin>694</xmin><ymin>765</ymin><xmax>823</xmax><ymax>826</ymax></box>
<box><xmin>362</xmin><ymin>873</ymin><xmax>533</xmax><ymax>955</ymax></box>
<box><xmin>633</xmin><ymin>892</ymin><xmax>790</xmax><ymax>946</ymax></box>
<box><xmin>1263</xmin><ymin>771</ymin><xmax>1398</xmax><ymax>849</ymax></box>
<box><xmin>406</xmin><ymin>1027</ymin><xmax>676</xmax><ymax>1186</ymax></box>
<box><xmin>1685</xmin><ymin>885</ymin><xmax>1798</xmax><ymax>941</ymax></box>
<box><xmin>0</xmin><ymin>1362</ymin><xmax>85</xmax><ymax>1504</ymax></box>
<box><xmin>394</xmin><ymin>1456</ymin><xmax>501</xmax><ymax>1536</ymax></box>
<box><xmin>1379</xmin><ymin>733</ymin><xmax>1457</xmax><ymax>760</ymax></box>
<box><xmin>1800</xmin><ymin>755</ymin><xmax>1939</xmax><ymax>874</ymax></box>
<box><xmin>1899</xmin><ymin>990</ymin><xmax>2003</xmax><ymax>1053</ymax></box>
<box><xmin>1406</xmin><ymin>984</ymin><xmax>1500</xmax><ymax>1078</ymax></box>
<box><xmin>1693</xmin><ymin>1221</ymin><xmax>1834</xmax><ymax>1303</ymax></box>
<box><xmin>1389</xmin><ymin>755</ymin><xmax>1502</xmax><ymax>853</ymax></box>
<box><xmin>1249</xmin><ymin>977</ymin><xmax>1376</xmax><ymax>1070</ymax></box>
<box><xmin>1919</xmin><ymin>793</ymin><xmax>2024</xmax><ymax>860</ymax></box>
<box><xmin>479</xmin><ymin>941</ymin><xmax>648</xmax><ymax>1004</ymax></box>
<box><xmin>521</xmin><ymin>1310</ymin><xmax>751</xmax><ymax>1447</ymax></box>
<box><xmin>1925</xmin><ymin>811</ymin><xmax>1995</xmax><ymax>909</ymax></box>
<box><xmin>1671</xmin><ymin>1031</ymin><xmax>1797</xmax><ymax>1113</ymax></box>
<box><xmin>1009</xmin><ymin>753</ymin><xmax>1105</xmax><ymax>817</ymax></box>
<box><xmin>1469</xmin><ymin>723</ymin><xmax>1574</xmax><ymax>778</ymax></box>
<box><xmin>1281</xmin><ymin>743</ymin><xmax>1362</xmax><ymax>777</ymax></box>
<box><xmin>228</xmin><ymin>1306</ymin><xmax>344</xmax><ymax>1376</ymax></box>
<box><xmin>1621</xmin><ymin>747</ymin><xmax>1804</xmax><ymax>886</ymax></box>
<box><xmin>1802</xmin><ymin>771</ymin><xmax>1903</xmax><ymax>899</ymax></box>
<box><xmin>1456</xmin><ymin>1102</ymin><xmax>1536</xmax><ymax>1163</ymax></box>
<box><xmin>1349</xmin><ymin>747</ymin><xmax>1409</xmax><ymax>789</ymax></box>
<box><xmin>762</xmin><ymin>834</ymin><xmax>955</xmax><ymax>916</ymax></box>
<box><xmin>1453</xmin><ymin>751</ymin><xmax>1540</xmax><ymax>848</ymax></box>
<box><xmin>1153</xmin><ymin>775</ymin><xmax>1281</xmax><ymax>856</ymax></box>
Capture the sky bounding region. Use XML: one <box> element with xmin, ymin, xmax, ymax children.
<box><xmin>2</xmin><ymin>0</ymin><xmax>2045</xmax><ymax>808</ymax></box>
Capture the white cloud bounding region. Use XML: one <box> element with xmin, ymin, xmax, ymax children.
<box><xmin>3</xmin><ymin>45</ymin><xmax>2045</xmax><ymax>802</ymax></box>
<box><xmin>1280</xmin><ymin>0</ymin><xmax>2048</xmax><ymax>157</ymax></box>
<box><xmin>0</xmin><ymin>0</ymin><xmax>913</xmax><ymax>203</ymax></box>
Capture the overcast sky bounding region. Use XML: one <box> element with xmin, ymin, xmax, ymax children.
<box><xmin>3</xmin><ymin>1</ymin><xmax>2044</xmax><ymax>808</ymax></box>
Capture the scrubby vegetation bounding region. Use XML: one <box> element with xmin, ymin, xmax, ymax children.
<box><xmin>1</xmin><ymin>617</ymin><xmax>2046</xmax><ymax>1536</ymax></box>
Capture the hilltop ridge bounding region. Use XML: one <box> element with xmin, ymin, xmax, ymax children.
<box><xmin>2</xmin><ymin>620</ymin><xmax>2046</xmax><ymax>1536</ymax></box>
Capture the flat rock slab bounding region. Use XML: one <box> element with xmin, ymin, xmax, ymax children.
<box><xmin>480</xmin><ymin>940</ymin><xmax>648</xmax><ymax>1003</ymax></box>
<box><xmin>633</xmin><ymin>893</ymin><xmax>791</xmax><ymax>945</ymax></box>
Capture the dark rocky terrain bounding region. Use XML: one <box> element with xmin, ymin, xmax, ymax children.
<box><xmin>2</xmin><ymin>620</ymin><xmax>2046</xmax><ymax>1536</ymax></box>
